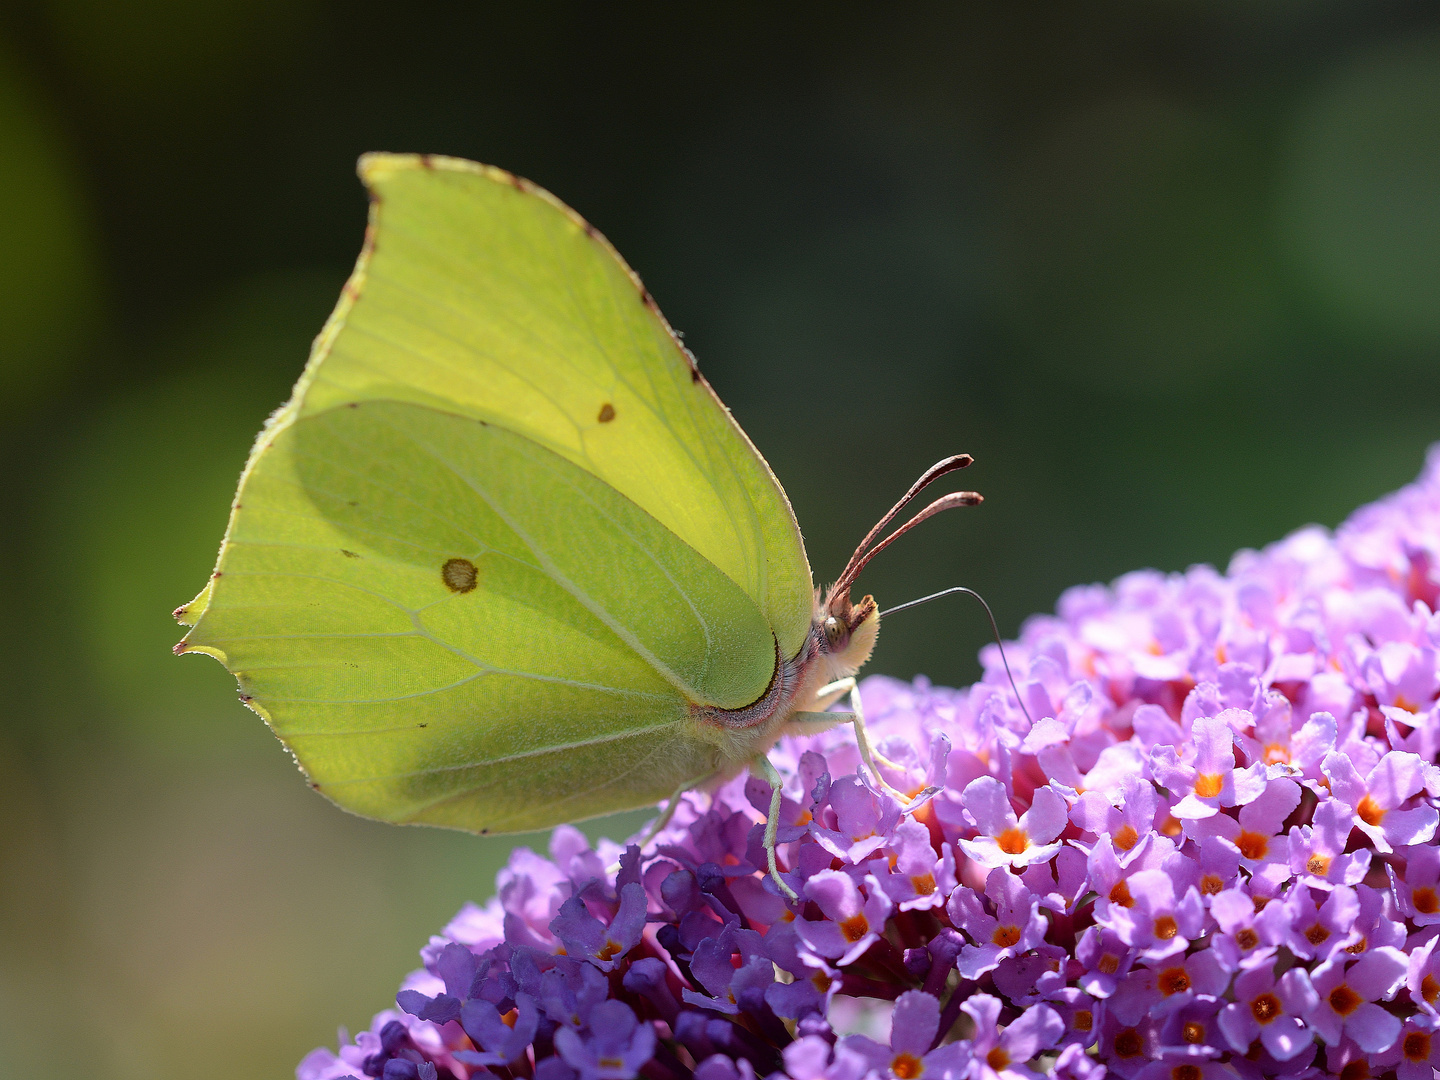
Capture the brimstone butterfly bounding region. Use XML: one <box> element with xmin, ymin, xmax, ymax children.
<box><xmin>174</xmin><ymin>154</ymin><xmax>980</xmax><ymax>893</ymax></box>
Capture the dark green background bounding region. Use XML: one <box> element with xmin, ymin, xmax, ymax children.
<box><xmin>3</xmin><ymin>3</ymin><xmax>1440</xmax><ymax>1077</ymax></box>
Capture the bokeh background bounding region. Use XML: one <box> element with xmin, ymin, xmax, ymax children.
<box><xmin>3</xmin><ymin>2</ymin><xmax>1440</xmax><ymax>1076</ymax></box>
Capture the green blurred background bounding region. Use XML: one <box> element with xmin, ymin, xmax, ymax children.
<box><xmin>3</xmin><ymin>2</ymin><xmax>1440</xmax><ymax>1076</ymax></box>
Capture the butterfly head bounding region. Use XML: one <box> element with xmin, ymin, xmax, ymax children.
<box><xmin>818</xmin><ymin>584</ymin><xmax>879</xmax><ymax>679</ymax></box>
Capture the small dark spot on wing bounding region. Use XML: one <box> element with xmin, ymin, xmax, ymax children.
<box><xmin>442</xmin><ymin>557</ymin><xmax>479</xmax><ymax>594</ymax></box>
<box><xmin>347</xmin><ymin>401</ymin><xmax>360</xmax><ymax>408</ymax></box>
<box><xmin>597</xmin><ymin>402</ymin><xmax>616</xmax><ymax>423</ymax></box>
<box><xmin>347</xmin><ymin>500</ymin><xmax>359</xmax><ymax>507</ymax></box>
<box><xmin>420</xmin><ymin>154</ymin><xmax>435</xmax><ymax>170</ymax></box>
<box><xmin>418</xmin><ymin>722</ymin><xmax>428</xmax><ymax>728</ymax></box>
<box><xmin>341</xmin><ymin>549</ymin><xmax>360</xmax><ymax>559</ymax></box>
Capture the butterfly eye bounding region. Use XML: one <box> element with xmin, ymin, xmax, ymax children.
<box><xmin>823</xmin><ymin>616</ymin><xmax>847</xmax><ymax>649</ymax></box>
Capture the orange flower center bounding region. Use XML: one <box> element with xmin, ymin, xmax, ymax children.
<box><xmin>986</xmin><ymin>1047</ymin><xmax>1010</xmax><ymax>1071</ymax></box>
<box><xmin>996</xmin><ymin>827</ymin><xmax>1030</xmax><ymax>855</ymax></box>
<box><xmin>1182</xmin><ymin>1022</ymin><xmax>1205</xmax><ymax>1044</ymax></box>
<box><xmin>1235</xmin><ymin>928</ymin><xmax>1259</xmax><ymax>950</ymax></box>
<box><xmin>1306</xmin><ymin>924</ymin><xmax>1330</xmax><ymax>945</ymax></box>
<box><xmin>501</xmin><ymin>1008</ymin><xmax>519</xmax><ymax>1029</ymax></box>
<box><xmin>1153</xmin><ymin>915</ymin><xmax>1180</xmax><ymax>940</ymax></box>
<box><xmin>1109</xmin><ymin>880</ymin><xmax>1134</xmax><ymax>908</ymax></box>
<box><xmin>1158</xmin><ymin>967</ymin><xmax>1191</xmax><ymax>995</ymax></box>
<box><xmin>597</xmin><ymin>941</ymin><xmax>623</xmax><ymax>962</ymax></box>
<box><xmin>1328</xmin><ymin>984</ymin><xmax>1361</xmax><ymax>1016</ymax></box>
<box><xmin>1356</xmin><ymin>794</ymin><xmax>1386</xmax><ymax>827</ymax></box>
<box><xmin>992</xmin><ymin>925</ymin><xmax>1022</xmax><ymax>948</ymax></box>
<box><xmin>1172</xmin><ymin>1067</ymin><xmax>1202</xmax><ymax>1080</ymax></box>
<box><xmin>1113</xmin><ymin>824</ymin><xmax>1139</xmax><ymax>851</ymax></box>
<box><xmin>1416</xmin><ymin>887</ymin><xmax>1440</xmax><ymax>915</ymax></box>
<box><xmin>1236</xmin><ymin>831</ymin><xmax>1269</xmax><ymax>860</ymax></box>
<box><xmin>1193</xmin><ymin>772</ymin><xmax>1224</xmax><ymax>798</ymax></box>
<box><xmin>1345</xmin><ymin>936</ymin><xmax>1367</xmax><ymax>955</ymax></box>
<box><xmin>840</xmin><ymin>913</ymin><xmax>870</xmax><ymax>942</ymax></box>
<box><xmin>892</xmin><ymin>1053</ymin><xmax>924</xmax><ymax>1079</ymax></box>
<box><xmin>1250</xmin><ymin>993</ymin><xmax>1281</xmax><ymax>1024</ymax></box>
<box><xmin>1263</xmin><ymin>742</ymin><xmax>1290</xmax><ymax>764</ymax></box>
<box><xmin>1113</xmin><ymin>1030</ymin><xmax>1142</xmax><ymax>1058</ymax></box>
<box><xmin>1307</xmin><ymin>853</ymin><xmax>1332</xmax><ymax>877</ymax></box>
<box><xmin>1074</xmin><ymin>1010</ymin><xmax>1093</xmax><ymax>1032</ymax></box>
<box><xmin>1339</xmin><ymin>1061</ymin><xmax>1370</xmax><ymax>1080</ymax></box>
<box><xmin>1405</xmin><ymin>1032</ymin><xmax>1432</xmax><ymax>1062</ymax></box>
<box><xmin>910</xmin><ymin>873</ymin><xmax>936</xmax><ymax>896</ymax></box>
<box><xmin>1423</xmin><ymin>974</ymin><xmax>1440</xmax><ymax>1004</ymax></box>
<box><xmin>1200</xmin><ymin>874</ymin><xmax>1224</xmax><ymax>896</ymax></box>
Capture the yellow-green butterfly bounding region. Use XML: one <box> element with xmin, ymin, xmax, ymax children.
<box><xmin>174</xmin><ymin>153</ymin><xmax>980</xmax><ymax>894</ymax></box>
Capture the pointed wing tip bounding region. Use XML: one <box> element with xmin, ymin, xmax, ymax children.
<box><xmin>357</xmin><ymin>152</ymin><xmax>508</xmax><ymax>187</ymax></box>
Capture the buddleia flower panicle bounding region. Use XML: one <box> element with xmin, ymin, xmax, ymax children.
<box><xmin>301</xmin><ymin>446</ymin><xmax>1440</xmax><ymax>1080</ymax></box>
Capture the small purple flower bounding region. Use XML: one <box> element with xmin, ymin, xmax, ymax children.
<box><xmin>1110</xmin><ymin>950</ymin><xmax>1228</xmax><ymax>1022</ymax></box>
<box><xmin>1274</xmin><ymin>883</ymin><xmax>1360</xmax><ymax>961</ymax></box>
<box><xmin>1391</xmin><ymin>843</ymin><xmax>1440</xmax><ymax>926</ymax></box>
<box><xmin>1188</xmin><ymin>776</ymin><xmax>1299</xmax><ymax>878</ymax></box>
<box><xmin>962</xmin><ymin>994</ymin><xmax>1063</xmax><ymax>1080</ymax></box>
<box><xmin>1306</xmin><ymin>947</ymin><xmax>1409</xmax><ymax>1051</ymax></box>
<box><xmin>1323</xmin><ymin>749</ymin><xmax>1439</xmax><ymax>853</ymax></box>
<box><xmin>1371</xmin><ymin>1015</ymin><xmax>1440</xmax><ymax>1080</ymax></box>
<box><xmin>454</xmin><ymin>993</ymin><xmax>540</xmax><ymax>1067</ymax></box>
<box><xmin>1216</xmin><ymin>965</ymin><xmax>1316</xmax><ymax>1060</ymax></box>
<box><xmin>1150</xmin><ymin>713</ymin><xmax>1265</xmax><ymax>820</ymax></box>
<box><xmin>948</xmin><ymin>869</ymin><xmax>1048</xmax><ymax>979</ymax></box>
<box><xmin>1099</xmin><ymin>868</ymin><xmax>1205</xmax><ymax>962</ymax></box>
<box><xmin>1407</xmin><ymin>932</ymin><xmax>1440</xmax><ymax>1019</ymax></box>
<box><xmin>875</xmin><ymin>817</ymin><xmax>955</xmax><ymax>911</ymax></box>
<box><xmin>956</xmin><ymin>777</ymin><xmax>1067</xmax><ymax>869</ymax></box>
<box><xmin>795</xmin><ymin>870</ymin><xmax>893</xmax><ymax>966</ymax></box>
<box><xmin>840</xmin><ymin>990</ymin><xmax>971</xmax><ymax>1079</ymax></box>
<box><xmin>1287</xmin><ymin>797</ymin><xmax>1372</xmax><ymax>889</ymax></box>
<box><xmin>810</xmin><ymin>775</ymin><xmax>901</xmax><ymax>864</ymax></box>
<box><xmin>1068</xmin><ymin>776</ymin><xmax>1159</xmax><ymax>859</ymax></box>
<box><xmin>553</xmin><ymin>1000</ymin><xmax>656</xmax><ymax>1080</ymax></box>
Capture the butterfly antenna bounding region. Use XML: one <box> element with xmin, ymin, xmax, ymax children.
<box><xmin>835</xmin><ymin>455</ymin><xmax>974</xmax><ymax>589</ymax></box>
<box><xmin>880</xmin><ymin>586</ymin><xmax>1034</xmax><ymax>727</ymax></box>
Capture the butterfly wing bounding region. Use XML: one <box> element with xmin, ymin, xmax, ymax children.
<box><xmin>296</xmin><ymin>153</ymin><xmax>811</xmax><ymax>656</ymax></box>
<box><xmin>175</xmin><ymin>155</ymin><xmax>814</xmax><ymax>832</ymax></box>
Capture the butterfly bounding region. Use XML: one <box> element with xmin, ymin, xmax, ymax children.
<box><xmin>173</xmin><ymin>153</ymin><xmax>980</xmax><ymax>895</ymax></box>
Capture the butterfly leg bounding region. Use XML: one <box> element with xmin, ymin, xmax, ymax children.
<box><xmin>811</xmin><ymin>677</ymin><xmax>857</xmax><ymax>712</ymax></box>
<box><xmin>753</xmin><ymin>754</ymin><xmax>800</xmax><ymax>901</ymax></box>
<box><xmin>810</xmin><ymin>678</ymin><xmax>907</xmax><ymax>776</ymax></box>
<box><xmin>850</xmin><ymin>708</ymin><xmax>913</xmax><ymax>804</ymax></box>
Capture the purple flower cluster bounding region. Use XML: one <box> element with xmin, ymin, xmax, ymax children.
<box><xmin>300</xmin><ymin>448</ymin><xmax>1440</xmax><ymax>1080</ymax></box>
